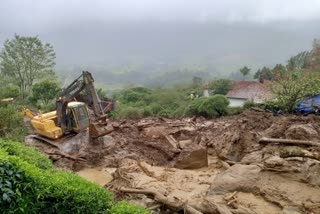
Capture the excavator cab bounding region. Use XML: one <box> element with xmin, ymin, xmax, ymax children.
<box><xmin>66</xmin><ymin>102</ymin><xmax>90</xmax><ymax>132</ymax></box>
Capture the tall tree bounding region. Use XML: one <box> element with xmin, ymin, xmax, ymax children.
<box><xmin>254</xmin><ymin>66</ymin><xmax>273</xmax><ymax>81</ymax></box>
<box><xmin>208</xmin><ymin>79</ymin><xmax>233</xmax><ymax>95</ymax></box>
<box><xmin>286</xmin><ymin>51</ymin><xmax>310</xmax><ymax>71</ymax></box>
<box><xmin>31</xmin><ymin>80</ymin><xmax>60</xmax><ymax>105</ymax></box>
<box><xmin>239</xmin><ymin>66</ymin><xmax>251</xmax><ymax>80</ymax></box>
<box><xmin>0</xmin><ymin>35</ymin><xmax>56</xmax><ymax>99</ymax></box>
<box><xmin>271</xmin><ymin>70</ymin><xmax>320</xmax><ymax>112</ymax></box>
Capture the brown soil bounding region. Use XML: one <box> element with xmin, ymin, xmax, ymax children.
<box><xmin>25</xmin><ymin>109</ymin><xmax>320</xmax><ymax>214</ymax></box>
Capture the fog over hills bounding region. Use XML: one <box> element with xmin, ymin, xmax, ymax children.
<box><xmin>1</xmin><ymin>0</ymin><xmax>320</xmax><ymax>87</ymax></box>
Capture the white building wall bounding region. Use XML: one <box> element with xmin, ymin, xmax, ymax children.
<box><xmin>228</xmin><ymin>98</ymin><xmax>247</xmax><ymax>107</ymax></box>
<box><xmin>203</xmin><ymin>89</ymin><xmax>209</xmax><ymax>97</ymax></box>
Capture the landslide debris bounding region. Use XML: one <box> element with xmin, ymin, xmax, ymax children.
<box><xmin>24</xmin><ymin>110</ymin><xmax>320</xmax><ymax>214</ymax></box>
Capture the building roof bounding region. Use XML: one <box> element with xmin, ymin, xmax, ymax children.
<box><xmin>226</xmin><ymin>81</ymin><xmax>271</xmax><ymax>102</ymax></box>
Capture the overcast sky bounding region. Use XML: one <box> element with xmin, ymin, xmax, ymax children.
<box><xmin>1</xmin><ymin>0</ymin><xmax>320</xmax><ymax>31</ymax></box>
<box><xmin>1</xmin><ymin>0</ymin><xmax>320</xmax><ymax>76</ymax></box>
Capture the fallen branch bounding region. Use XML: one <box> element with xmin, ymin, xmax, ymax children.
<box><xmin>137</xmin><ymin>161</ymin><xmax>157</xmax><ymax>178</ymax></box>
<box><xmin>280</xmin><ymin>149</ymin><xmax>320</xmax><ymax>161</ymax></box>
<box><xmin>45</xmin><ymin>151</ymin><xmax>85</xmax><ymax>161</ymax></box>
<box><xmin>224</xmin><ymin>191</ymin><xmax>238</xmax><ymax>201</ymax></box>
<box><xmin>119</xmin><ymin>187</ymin><xmax>202</xmax><ymax>214</ymax></box>
<box><xmin>147</xmin><ymin>204</ymin><xmax>162</xmax><ymax>211</ymax></box>
<box><xmin>250</xmin><ymin>107</ymin><xmax>265</xmax><ymax>112</ymax></box>
<box><xmin>116</xmin><ymin>169</ymin><xmax>132</xmax><ymax>185</ymax></box>
<box><xmin>259</xmin><ymin>137</ymin><xmax>320</xmax><ymax>147</ymax></box>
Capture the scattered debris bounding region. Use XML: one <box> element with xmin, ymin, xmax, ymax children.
<box><xmin>24</xmin><ymin>110</ymin><xmax>320</xmax><ymax>214</ymax></box>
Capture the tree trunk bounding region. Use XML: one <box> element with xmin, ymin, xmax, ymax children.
<box><xmin>119</xmin><ymin>187</ymin><xmax>203</xmax><ymax>214</ymax></box>
<box><xmin>259</xmin><ymin>137</ymin><xmax>320</xmax><ymax>147</ymax></box>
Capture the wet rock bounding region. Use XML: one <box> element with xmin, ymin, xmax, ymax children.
<box><xmin>164</xmin><ymin>135</ymin><xmax>178</xmax><ymax>149</ymax></box>
<box><xmin>304</xmin><ymin>162</ymin><xmax>320</xmax><ymax>186</ymax></box>
<box><xmin>241</xmin><ymin>151</ymin><xmax>263</xmax><ymax>164</ymax></box>
<box><xmin>142</xmin><ymin>126</ymin><xmax>166</xmax><ymax>139</ymax></box>
<box><xmin>264</xmin><ymin>156</ymin><xmax>285</xmax><ymax>168</ymax></box>
<box><xmin>282</xmin><ymin>206</ymin><xmax>302</xmax><ymax>214</ymax></box>
<box><xmin>285</xmin><ymin>124</ymin><xmax>318</xmax><ymax>141</ymax></box>
<box><xmin>61</xmin><ymin>132</ymin><xmax>89</xmax><ymax>154</ymax></box>
<box><xmin>263</xmin><ymin>121</ymin><xmax>288</xmax><ymax>138</ymax></box>
<box><xmin>174</xmin><ymin>144</ymin><xmax>208</xmax><ymax>169</ymax></box>
<box><xmin>178</xmin><ymin>139</ymin><xmax>193</xmax><ymax>149</ymax></box>
<box><xmin>208</xmin><ymin>164</ymin><xmax>261</xmax><ymax>194</ymax></box>
<box><xmin>102</xmin><ymin>135</ymin><xmax>116</xmax><ymax>149</ymax></box>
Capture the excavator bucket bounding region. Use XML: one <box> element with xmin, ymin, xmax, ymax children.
<box><xmin>89</xmin><ymin>122</ymin><xmax>113</xmax><ymax>139</ymax></box>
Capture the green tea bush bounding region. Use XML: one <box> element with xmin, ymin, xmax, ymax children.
<box><xmin>0</xmin><ymin>161</ymin><xmax>26</xmax><ymax>212</ymax></box>
<box><xmin>0</xmin><ymin>140</ymin><xmax>149</xmax><ymax>213</ymax></box>
<box><xmin>109</xmin><ymin>201</ymin><xmax>149</xmax><ymax>214</ymax></box>
<box><xmin>0</xmin><ymin>139</ymin><xmax>53</xmax><ymax>170</ymax></box>
<box><xmin>0</xmin><ymin>147</ymin><xmax>112</xmax><ymax>213</ymax></box>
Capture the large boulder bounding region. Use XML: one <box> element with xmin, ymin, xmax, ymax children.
<box><xmin>208</xmin><ymin>164</ymin><xmax>261</xmax><ymax>194</ymax></box>
<box><xmin>285</xmin><ymin>124</ymin><xmax>318</xmax><ymax>141</ymax></box>
<box><xmin>240</xmin><ymin>151</ymin><xmax>263</xmax><ymax>164</ymax></box>
<box><xmin>174</xmin><ymin>144</ymin><xmax>208</xmax><ymax>169</ymax></box>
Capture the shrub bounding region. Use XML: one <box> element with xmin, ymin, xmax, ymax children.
<box><xmin>157</xmin><ymin>109</ymin><xmax>170</xmax><ymax>118</ymax></box>
<box><xmin>148</xmin><ymin>103</ymin><xmax>162</xmax><ymax>115</ymax></box>
<box><xmin>142</xmin><ymin>106</ymin><xmax>153</xmax><ymax>117</ymax></box>
<box><xmin>170</xmin><ymin>105</ymin><xmax>189</xmax><ymax>118</ymax></box>
<box><xmin>39</xmin><ymin>102</ymin><xmax>56</xmax><ymax>112</ymax></box>
<box><xmin>116</xmin><ymin>106</ymin><xmax>144</xmax><ymax>119</ymax></box>
<box><xmin>0</xmin><ymin>106</ymin><xmax>26</xmax><ymax>141</ymax></box>
<box><xmin>109</xmin><ymin>201</ymin><xmax>149</xmax><ymax>214</ymax></box>
<box><xmin>118</xmin><ymin>87</ymin><xmax>152</xmax><ymax>105</ymax></box>
<box><xmin>0</xmin><ymin>85</ymin><xmax>20</xmax><ymax>99</ymax></box>
<box><xmin>243</xmin><ymin>100</ymin><xmax>255</xmax><ymax>109</ymax></box>
<box><xmin>227</xmin><ymin>107</ymin><xmax>243</xmax><ymax>115</ymax></box>
<box><xmin>187</xmin><ymin>95</ymin><xmax>229</xmax><ymax>117</ymax></box>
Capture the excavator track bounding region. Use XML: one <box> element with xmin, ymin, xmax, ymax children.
<box><xmin>30</xmin><ymin>133</ymin><xmax>77</xmax><ymax>149</ymax></box>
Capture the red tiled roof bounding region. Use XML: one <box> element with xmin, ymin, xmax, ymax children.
<box><xmin>226</xmin><ymin>81</ymin><xmax>271</xmax><ymax>102</ymax></box>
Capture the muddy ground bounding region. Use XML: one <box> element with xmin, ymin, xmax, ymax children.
<box><xmin>25</xmin><ymin>110</ymin><xmax>320</xmax><ymax>214</ymax></box>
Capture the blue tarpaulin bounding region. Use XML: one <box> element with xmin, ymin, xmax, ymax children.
<box><xmin>296</xmin><ymin>94</ymin><xmax>320</xmax><ymax>114</ymax></box>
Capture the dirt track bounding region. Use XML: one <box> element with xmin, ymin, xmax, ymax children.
<box><xmin>25</xmin><ymin>110</ymin><xmax>320</xmax><ymax>214</ymax></box>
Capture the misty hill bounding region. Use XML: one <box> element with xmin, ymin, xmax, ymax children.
<box><xmin>2</xmin><ymin>20</ymin><xmax>319</xmax><ymax>88</ymax></box>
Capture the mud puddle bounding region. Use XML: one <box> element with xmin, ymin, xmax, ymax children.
<box><xmin>77</xmin><ymin>167</ymin><xmax>115</xmax><ymax>186</ymax></box>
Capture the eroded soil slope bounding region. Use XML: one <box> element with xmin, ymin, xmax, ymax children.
<box><xmin>25</xmin><ymin>110</ymin><xmax>320</xmax><ymax>214</ymax></box>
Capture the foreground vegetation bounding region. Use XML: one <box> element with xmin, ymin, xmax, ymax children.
<box><xmin>0</xmin><ymin>139</ymin><xmax>148</xmax><ymax>214</ymax></box>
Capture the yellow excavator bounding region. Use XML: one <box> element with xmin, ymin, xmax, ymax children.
<box><xmin>22</xmin><ymin>71</ymin><xmax>112</xmax><ymax>143</ymax></box>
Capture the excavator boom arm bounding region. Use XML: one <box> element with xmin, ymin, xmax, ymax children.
<box><xmin>56</xmin><ymin>71</ymin><xmax>105</xmax><ymax>132</ymax></box>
